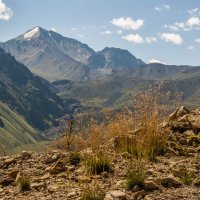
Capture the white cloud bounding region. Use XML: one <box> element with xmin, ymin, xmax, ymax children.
<box><xmin>116</xmin><ymin>30</ymin><xmax>122</xmax><ymax>35</ymax></box>
<box><xmin>122</xmin><ymin>34</ymin><xmax>144</xmax><ymax>43</ymax></box>
<box><xmin>0</xmin><ymin>0</ymin><xmax>13</xmax><ymax>20</ymax></box>
<box><xmin>187</xmin><ymin>8</ymin><xmax>200</xmax><ymax>17</ymax></box>
<box><xmin>195</xmin><ymin>38</ymin><xmax>200</xmax><ymax>44</ymax></box>
<box><xmin>186</xmin><ymin>16</ymin><xmax>200</xmax><ymax>27</ymax></box>
<box><xmin>155</xmin><ymin>4</ymin><xmax>170</xmax><ymax>12</ymax></box>
<box><xmin>164</xmin><ymin>17</ymin><xmax>200</xmax><ymax>31</ymax></box>
<box><xmin>159</xmin><ymin>33</ymin><xmax>183</xmax><ymax>45</ymax></box>
<box><xmin>145</xmin><ymin>37</ymin><xmax>157</xmax><ymax>44</ymax></box>
<box><xmin>164</xmin><ymin>24</ymin><xmax>179</xmax><ymax>31</ymax></box>
<box><xmin>148</xmin><ymin>59</ymin><xmax>166</xmax><ymax>64</ymax></box>
<box><xmin>187</xmin><ymin>45</ymin><xmax>194</xmax><ymax>50</ymax></box>
<box><xmin>100</xmin><ymin>30</ymin><xmax>113</xmax><ymax>35</ymax></box>
<box><xmin>122</xmin><ymin>34</ymin><xmax>157</xmax><ymax>44</ymax></box>
<box><xmin>111</xmin><ymin>17</ymin><xmax>145</xmax><ymax>30</ymax></box>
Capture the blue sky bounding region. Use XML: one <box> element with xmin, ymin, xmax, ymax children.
<box><xmin>0</xmin><ymin>0</ymin><xmax>200</xmax><ymax>65</ymax></box>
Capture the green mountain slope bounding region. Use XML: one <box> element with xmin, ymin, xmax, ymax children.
<box><xmin>0</xmin><ymin>101</ymin><xmax>45</xmax><ymax>149</ymax></box>
<box><xmin>0</xmin><ymin>48</ymin><xmax>65</xmax><ymax>131</ymax></box>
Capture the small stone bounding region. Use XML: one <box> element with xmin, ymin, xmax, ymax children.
<box><xmin>132</xmin><ymin>190</ymin><xmax>147</xmax><ymax>200</ymax></box>
<box><xmin>78</xmin><ymin>176</ymin><xmax>92</xmax><ymax>183</ymax></box>
<box><xmin>41</xmin><ymin>173</ymin><xmax>50</xmax><ymax>180</ymax></box>
<box><xmin>144</xmin><ymin>181</ymin><xmax>159</xmax><ymax>191</ymax></box>
<box><xmin>9</xmin><ymin>170</ymin><xmax>19</xmax><ymax>180</ymax></box>
<box><xmin>156</xmin><ymin>176</ymin><xmax>182</xmax><ymax>188</ymax></box>
<box><xmin>31</xmin><ymin>182</ymin><xmax>47</xmax><ymax>190</ymax></box>
<box><xmin>0</xmin><ymin>178</ymin><xmax>14</xmax><ymax>187</ymax></box>
<box><xmin>116</xmin><ymin>180</ymin><xmax>127</xmax><ymax>189</ymax></box>
<box><xmin>67</xmin><ymin>191</ymin><xmax>77</xmax><ymax>198</ymax></box>
<box><xmin>4</xmin><ymin>158</ymin><xmax>16</xmax><ymax>166</ymax></box>
<box><xmin>48</xmin><ymin>185</ymin><xmax>59</xmax><ymax>193</ymax></box>
<box><xmin>45</xmin><ymin>153</ymin><xmax>60</xmax><ymax>164</ymax></box>
<box><xmin>21</xmin><ymin>151</ymin><xmax>32</xmax><ymax>160</ymax></box>
<box><xmin>194</xmin><ymin>179</ymin><xmax>200</xmax><ymax>187</ymax></box>
<box><xmin>49</xmin><ymin>160</ymin><xmax>66</xmax><ymax>175</ymax></box>
<box><xmin>15</xmin><ymin>172</ymin><xmax>23</xmax><ymax>183</ymax></box>
<box><xmin>67</xmin><ymin>165</ymin><xmax>76</xmax><ymax>171</ymax></box>
<box><xmin>105</xmin><ymin>190</ymin><xmax>126</xmax><ymax>200</ymax></box>
<box><xmin>131</xmin><ymin>185</ymin><xmax>140</xmax><ymax>192</ymax></box>
<box><xmin>144</xmin><ymin>196</ymin><xmax>153</xmax><ymax>200</ymax></box>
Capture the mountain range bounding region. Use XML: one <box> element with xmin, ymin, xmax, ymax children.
<box><xmin>0</xmin><ymin>27</ymin><xmax>144</xmax><ymax>82</ymax></box>
<box><xmin>0</xmin><ymin>27</ymin><xmax>200</xmax><ymax>148</ymax></box>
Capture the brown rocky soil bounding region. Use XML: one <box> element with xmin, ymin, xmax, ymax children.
<box><xmin>0</xmin><ymin>107</ymin><xmax>199</xmax><ymax>200</ymax></box>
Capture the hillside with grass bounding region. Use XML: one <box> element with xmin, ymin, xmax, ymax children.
<box><xmin>0</xmin><ymin>101</ymin><xmax>46</xmax><ymax>152</ymax></box>
<box><xmin>0</xmin><ymin>48</ymin><xmax>66</xmax><ymax>131</ymax></box>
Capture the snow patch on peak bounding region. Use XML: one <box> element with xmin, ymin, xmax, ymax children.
<box><xmin>24</xmin><ymin>27</ymin><xmax>40</xmax><ymax>39</ymax></box>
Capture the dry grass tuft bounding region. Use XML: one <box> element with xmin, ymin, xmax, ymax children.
<box><xmin>126</xmin><ymin>160</ymin><xmax>146</xmax><ymax>190</ymax></box>
<box><xmin>85</xmin><ymin>153</ymin><xmax>112</xmax><ymax>175</ymax></box>
<box><xmin>80</xmin><ymin>184</ymin><xmax>105</xmax><ymax>200</ymax></box>
<box><xmin>18</xmin><ymin>176</ymin><xmax>31</xmax><ymax>192</ymax></box>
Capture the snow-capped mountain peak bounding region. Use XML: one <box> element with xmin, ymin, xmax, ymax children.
<box><xmin>24</xmin><ymin>27</ymin><xmax>40</xmax><ymax>39</ymax></box>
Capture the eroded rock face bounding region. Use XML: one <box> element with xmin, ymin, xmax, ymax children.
<box><xmin>169</xmin><ymin>107</ymin><xmax>200</xmax><ymax>134</ymax></box>
<box><xmin>169</xmin><ymin>106</ymin><xmax>190</xmax><ymax>121</ymax></box>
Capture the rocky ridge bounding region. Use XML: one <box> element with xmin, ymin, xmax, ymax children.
<box><xmin>0</xmin><ymin>107</ymin><xmax>199</xmax><ymax>200</ymax></box>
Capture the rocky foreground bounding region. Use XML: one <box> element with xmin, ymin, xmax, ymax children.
<box><xmin>0</xmin><ymin>107</ymin><xmax>200</xmax><ymax>200</ymax></box>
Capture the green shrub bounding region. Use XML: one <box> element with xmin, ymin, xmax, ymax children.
<box><xmin>80</xmin><ymin>190</ymin><xmax>105</xmax><ymax>200</ymax></box>
<box><xmin>177</xmin><ymin>168</ymin><xmax>193</xmax><ymax>185</ymax></box>
<box><xmin>19</xmin><ymin>176</ymin><xmax>31</xmax><ymax>192</ymax></box>
<box><xmin>85</xmin><ymin>154</ymin><xmax>112</xmax><ymax>175</ymax></box>
<box><xmin>127</xmin><ymin>161</ymin><xmax>146</xmax><ymax>189</ymax></box>
<box><xmin>69</xmin><ymin>152</ymin><xmax>81</xmax><ymax>165</ymax></box>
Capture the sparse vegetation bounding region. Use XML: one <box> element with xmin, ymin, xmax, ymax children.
<box><xmin>85</xmin><ymin>154</ymin><xmax>112</xmax><ymax>175</ymax></box>
<box><xmin>80</xmin><ymin>185</ymin><xmax>105</xmax><ymax>200</ymax></box>
<box><xmin>80</xmin><ymin>191</ymin><xmax>105</xmax><ymax>200</ymax></box>
<box><xmin>126</xmin><ymin>161</ymin><xmax>146</xmax><ymax>190</ymax></box>
<box><xmin>69</xmin><ymin>151</ymin><xmax>81</xmax><ymax>165</ymax></box>
<box><xmin>177</xmin><ymin>167</ymin><xmax>194</xmax><ymax>185</ymax></box>
<box><xmin>53</xmin><ymin>86</ymin><xmax>170</xmax><ymax>162</ymax></box>
<box><xmin>18</xmin><ymin>176</ymin><xmax>31</xmax><ymax>192</ymax></box>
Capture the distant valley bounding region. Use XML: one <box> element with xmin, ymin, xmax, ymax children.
<box><xmin>0</xmin><ymin>27</ymin><xmax>200</xmax><ymax>149</ymax></box>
